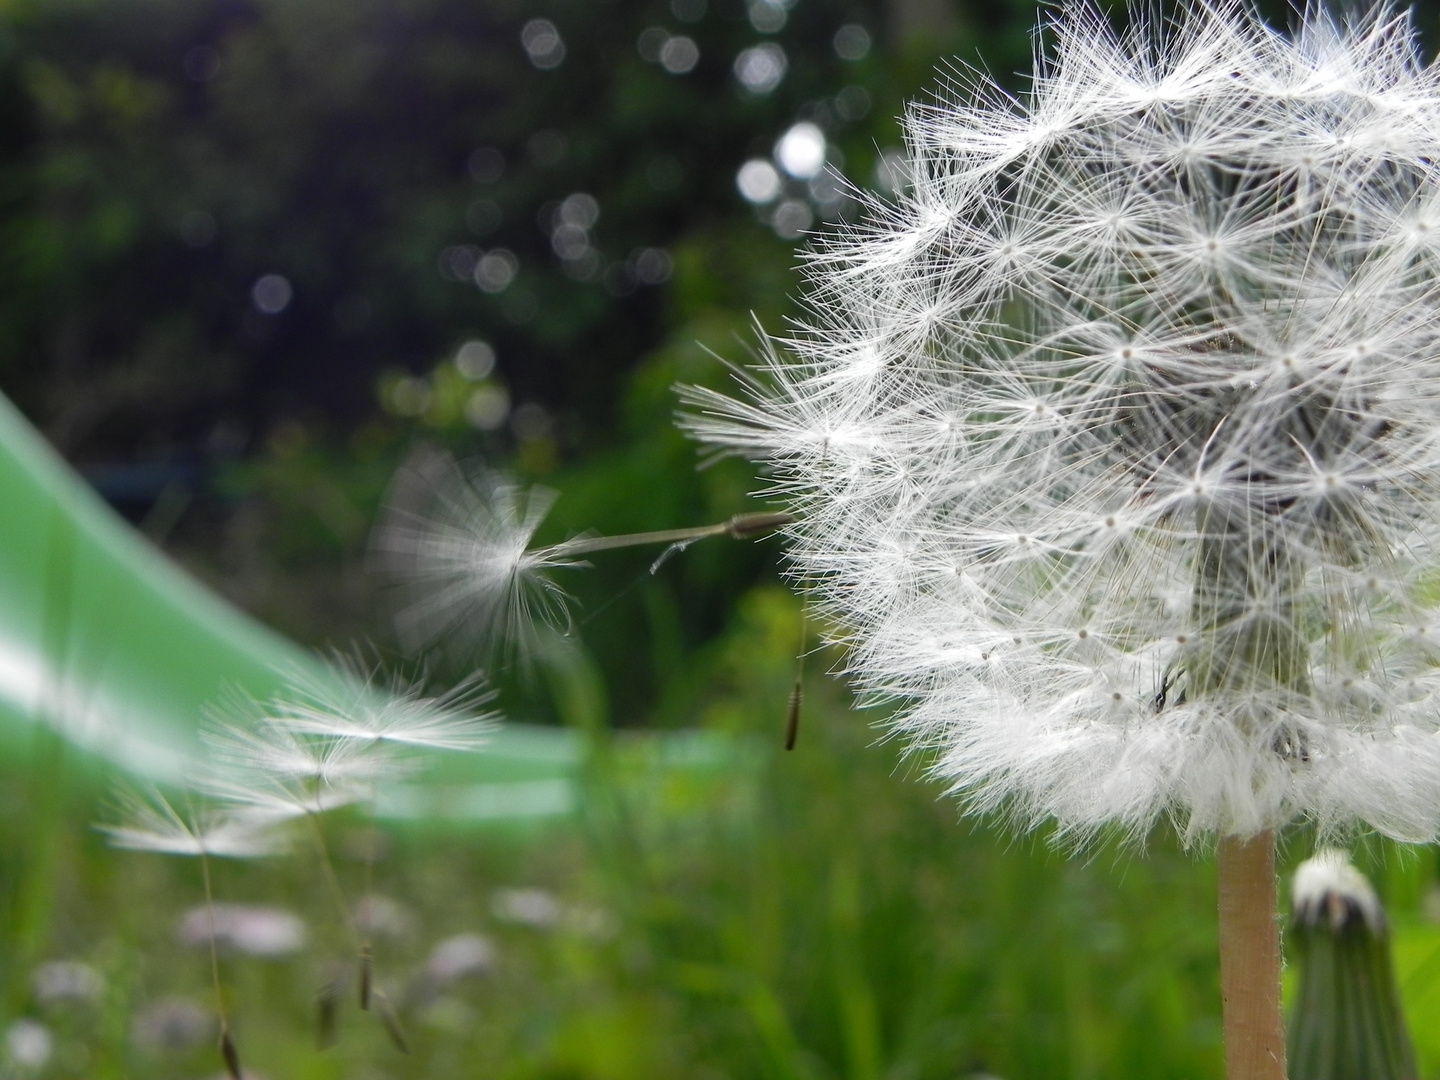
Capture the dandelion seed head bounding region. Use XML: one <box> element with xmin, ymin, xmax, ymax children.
<box><xmin>683</xmin><ymin>2</ymin><xmax>1440</xmax><ymax>844</ymax></box>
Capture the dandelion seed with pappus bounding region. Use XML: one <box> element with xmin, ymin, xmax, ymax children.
<box><xmin>97</xmin><ymin>787</ymin><xmax>271</xmax><ymax>1080</ymax></box>
<box><xmin>374</xmin><ymin>454</ymin><xmax>585</xmax><ymax>664</ymax></box>
<box><xmin>101</xmin><ymin>658</ymin><xmax>491</xmax><ymax>1061</ymax></box>
<box><xmin>376</xmin><ymin>449</ymin><xmax>794</xmax><ymax>666</ymax></box>
<box><xmin>682</xmin><ymin>4</ymin><xmax>1440</xmax><ymax>1076</ymax></box>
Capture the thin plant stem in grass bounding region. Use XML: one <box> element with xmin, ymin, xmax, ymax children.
<box><xmin>360</xmin><ymin>828</ymin><xmax>377</xmax><ymax>1011</ymax></box>
<box><xmin>785</xmin><ymin>616</ymin><xmax>806</xmax><ymax>751</ymax></box>
<box><xmin>298</xmin><ymin>808</ymin><xmax>402</xmax><ymax>1046</ymax></box>
<box><xmin>200</xmin><ymin>849</ymin><xmax>243</xmax><ymax>1080</ymax></box>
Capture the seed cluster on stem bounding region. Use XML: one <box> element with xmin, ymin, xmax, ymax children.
<box><xmin>679</xmin><ymin>7</ymin><xmax>1440</xmax><ymax>1076</ymax></box>
<box><xmin>683</xmin><ymin>1</ymin><xmax>1440</xmax><ymax>847</ymax></box>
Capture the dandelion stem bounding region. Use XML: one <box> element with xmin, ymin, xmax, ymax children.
<box><xmin>303</xmin><ymin>811</ymin><xmax>358</xmax><ymax>943</ymax></box>
<box><xmin>199</xmin><ymin>848</ymin><xmax>240</xmax><ymax>1079</ymax></box>
<box><xmin>1218</xmin><ymin>831</ymin><xmax>1287</xmax><ymax>1080</ymax></box>
<box><xmin>361</xmin><ymin>828</ymin><xmax>376</xmax><ymax>1010</ymax></box>
<box><xmin>554</xmin><ymin>512</ymin><xmax>793</xmax><ymax>557</ymax></box>
<box><xmin>1190</xmin><ymin>498</ymin><xmax>1310</xmax><ymax>702</ymax></box>
<box><xmin>1189</xmin><ymin>493</ymin><xmax>1302</xmax><ymax>1080</ymax></box>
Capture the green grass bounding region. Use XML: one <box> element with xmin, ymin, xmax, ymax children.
<box><xmin>0</xmin><ymin>587</ymin><xmax>1437</xmax><ymax>1079</ymax></box>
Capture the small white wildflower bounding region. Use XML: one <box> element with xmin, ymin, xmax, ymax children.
<box><xmin>684</xmin><ymin>2</ymin><xmax>1440</xmax><ymax>843</ymax></box>
<box><xmin>354</xmin><ymin>894</ymin><xmax>418</xmax><ymax>939</ymax></box>
<box><xmin>4</xmin><ymin>1020</ymin><xmax>51</xmax><ymax>1071</ymax></box>
<box><xmin>32</xmin><ymin>961</ymin><xmax>102</xmax><ymax>1005</ymax></box>
<box><xmin>131</xmin><ymin>997</ymin><xmax>213</xmax><ymax>1050</ymax></box>
<box><xmin>405</xmin><ymin>932</ymin><xmax>496</xmax><ymax>1010</ymax></box>
<box><xmin>178</xmin><ymin>903</ymin><xmax>307</xmax><ymax>958</ymax></box>
<box><xmin>374</xmin><ymin>452</ymin><xmax>582</xmax><ymax>662</ymax></box>
<box><xmin>424</xmin><ymin>932</ymin><xmax>496</xmax><ymax>983</ymax></box>
<box><xmin>490</xmin><ymin>886</ymin><xmax>561</xmax><ymax>928</ymax></box>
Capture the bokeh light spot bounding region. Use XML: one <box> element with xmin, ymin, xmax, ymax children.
<box><xmin>474</xmin><ymin>250</ymin><xmax>518</xmax><ymax>294</ymax></box>
<box><xmin>660</xmin><ymin>36</ymin><xmax>699</xmax><ymax>74</ymax></box>
<box><xmin>521</xmin><ymin>19</ymin><xmax>565</xmax><ymax>69</ymax></box>
<box><xmin>736</xmin><ymin>159</ymin><xmax>782</xmax><ymax>203</ymax></box>
<box><xmin>558</xmin><ymin>193</ymin><xmax>600</xmax><ymax>229</ymax></box>
<box><xmin>455</xmin><ymin>340</ymin><xmax>496</xmax><ymax>380</ymax></box>
<box><xmin>465</xmin><ymin>386</ymin><xmax>510</xmax><ymax>430</ymax></box>
<box><xmin>771</xmin><ymin>199</ymin><xmax>812</xmax><ymax>239</ymax></box>
<box><xmin>833</xmin><ymin>24</ymin><xmax>872</xmax><ymax>61</ymax></box>
<box><xmin>633</xmin><ymin>248</ymin><xmax>673</xmax><ymax>284</ymax></box>
<box><xmin>251</xmin><ymin>274</ymin><xmax>293</xmax><ymax>314</ymax></box>
<box><xmin>775</xmin><ymin>122</ymin><xmax>826</xmax><ymax>180</ymax></box>
<box><xmin>637</xmin><ymin>27</ymin><xmax>668</xmax><ymax>62</ymax></box>
<box><xmin>733</xmin><ymin>43</ymin><xmax>787</xmax><ymax>94</ymax></box>
<box><xmin>748</xmin><ymin>0</ymin><xmax>787</xmax><ymax>33</ymax></box>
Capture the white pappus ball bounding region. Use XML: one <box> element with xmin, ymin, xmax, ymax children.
<box><xmin>683</xmin><ymin>2</ymin><xmax>1440</xmax><ymax>843</ymax></box>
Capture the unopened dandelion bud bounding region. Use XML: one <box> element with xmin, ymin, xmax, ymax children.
<box><xmin>1288</xmin><ymin>850</ymin><xmax>1417</xmax><ymax>1080</ymax></box>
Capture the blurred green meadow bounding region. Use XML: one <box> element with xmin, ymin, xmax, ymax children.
<box><xmin>5</xmin><ymin>582</ymin><xmax>1440</xmax><ymax>1080</ymax></box>
<box><xmin>3</xmin><ymin>0</ymin><xmax>1440</xmax><ymax>1077</ymax></box>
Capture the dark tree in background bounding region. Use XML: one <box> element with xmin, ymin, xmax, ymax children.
<box><xmin>0</xmin><ymin>0</ymin><xmax>1400</xmax><ymax>721</ymax></box>
<box><xmin>0</xmin><ymin>0</ymin><xmax>1002</xmax><ymax>457</ymax></box>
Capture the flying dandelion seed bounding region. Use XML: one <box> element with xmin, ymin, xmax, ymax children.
<box><xmin>375</xmin><ymin>451</ymin><xmax>793</xmax><ymax>666</ymax></box>
<box><xmin>269</xmin><ymin>656</ymin><xmax>497</xmax><ymax>752</ymax></box>
<box><xmin>373</xmin><ymin>452</ymin><xmax>584</xmax><ymax>664</ymax></box>
<box><xmin>99</xmin><ymin>786</ymin><xmax>283</xmax><ymax>859</ymax></box>
<box><xmin>204</xmin><ymin>718</ymin><xmax>400</xmax><ymax>790</ymax></box>
<box><xmin>191</xmin><ymin>656</ymin><xmax>493</xmax><ymax>816</ymax></box>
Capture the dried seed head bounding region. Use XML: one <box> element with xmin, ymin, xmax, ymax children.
<box><xmin>684</xmin><ymin>2</ymin><xmax>1440</xmax><ymax>843</ymax></box>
